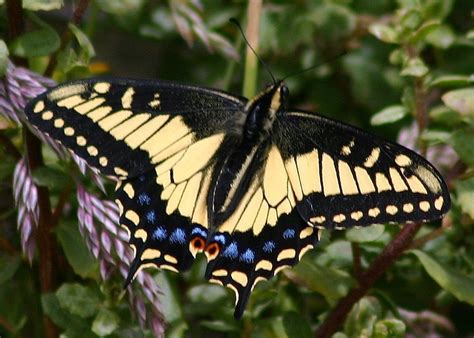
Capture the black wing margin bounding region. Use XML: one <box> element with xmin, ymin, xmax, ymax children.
<box><xmin>273</xmin><ymin>111</ymin><xmax>450</xmax><ymax>229</ymax></box>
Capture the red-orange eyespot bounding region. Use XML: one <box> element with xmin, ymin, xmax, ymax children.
<box><xmin>205</xmin><ymin>242</ymin><xmax>221</xmax><ymax>261</ymax></box>
<box><xmin>189</xmin><ymin>237</ymin><xmax>206</xmax><ymax>257</ymax></box>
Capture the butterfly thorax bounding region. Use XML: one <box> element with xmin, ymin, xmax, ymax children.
<box><xmin>209</xmin><ymin>82</ymin><xmax>288</xmax><ymax>227</ymax></box>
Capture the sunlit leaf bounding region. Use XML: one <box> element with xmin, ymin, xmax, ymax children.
<box><xmin>371</xmin><ymin>105</ymin><xmax>408</xmax><ymax>126</ymax></box>
<box><xmin>346</xmin><ymin>224</ymin><xmax>385</xmax><ymax>243</ymax></box>
<box><xmin>0</xmin><ymin>40</ymin><xmax>8</xmax><ymax>76</ymax></box>
<box><xmin>92</xmin><ymin>308</ymin><xmax>120</xmax><ymax>336</ymax></box>
<box><xmin>442</xmin><ymin>88</ymin><xmax>474</xmax><ymax>116</ymax></box>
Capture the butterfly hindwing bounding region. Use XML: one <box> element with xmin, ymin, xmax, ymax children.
<box><xmin>273</xmin><ymin>111</ymin><xmax>450</xmax><ymax>229</ymax></box>
<box><xmin>205</xmin><ymin>209</ymin><xmax>318</xmax><ymax>318</ymax></box>
<box><xmin>116</xmin><ymin>170</ymin><xmax>210</xmax><ymax>281</ymax></box>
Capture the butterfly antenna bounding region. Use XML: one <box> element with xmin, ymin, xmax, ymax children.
<box><xmin>230</xmin><ymin>18</ymin><xmax>276</xmax><ymax>85</ymax></box>
<box><xmin>282</xmin><ymin>50</ymin><xmax>348</xmax><ymax>81</ymax></box>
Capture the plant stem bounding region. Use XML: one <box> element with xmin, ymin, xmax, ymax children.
<box><xmin>242</xmin><ymin>0</ymin><xmax>262</xmax><ymax>98</ymax></box>
<box><xmin>315</xmin><ymin>222</ymin><xmax>423</xmax><ymax>338</ymax></box>
<box><xmin>44</xmin><ymin>0</ymin><xmax>91</xmax><ymax>77</ymax></box>
<box><xmin>6</xmin><ymin>1</ymin><xmax>59</xmax><ymax>337</ymax></box>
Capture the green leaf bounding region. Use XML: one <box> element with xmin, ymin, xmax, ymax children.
<box><xmin>373</xmin><ymin>319</ymin><xmax>406</xmax><ymax>338</ymax></box>
<box><xmin>369</xmin><ymin>24</ymin><xmax>398</xmax><ymax>43</ymax></box>
<box><xmin>10</xmin><ymin>26</ymin><xmax>60</xmax><ymax>57</ymax></box>
<box><xmin>23</xmin><ymin>0</ymin><xmax>63</xmax><ymax>11</ymax></box>
<box><xmin>344</xmin><ymin>296</ymin><xmax>382</xmax><ymax>337</ymax></box>
<box><xmin>56</xmin><ymin>283</ymin><xmax>100</xmax><ymax>318</ymax></box>
<box><xmin>41</xmin><ymin>293</ymin><xmax>91</xmax><ymax>333</ymax></box>
<box><xmin>68</xmin><ymin>23</ymin><xmax>95</xmax><ymax>60</ymax></box>
<box><xmin>409</xmin><ymin>20</ymin><xmax>441</xmax><ymax>43</ymax></box>
<box><xmin>56</xmin><ymin>223</ymin><xmax>97</xmax><ymax>279</ymax></box>
<box><xmin>0</xmin><ymin>255</ymin><xmax>20</xmax><ymax>285</ymax></box>
<box><xmin>442</xmin><ymin>88</ymin><xmax>474</xmax><ymax>116</ymax></box>
<box><xmin>426</xmin><ymin>25</ymin><xmax>456</xmax><ymax>49</ymax></box>
<box><xmin>286</xmin><ymin>259</ymin><xmax>355</xmax><ymax>304</ymax></box>
<box><xmin>411</xmin><ymin>250</ymin><xmax>474</xmax><ymax>305</ymax></box>
<box><xmin>451</xmin><ymin>128</ymin><xmax>474</xmax><ymax>165</ymax></box>
<box><xmin>92</xmin><ymin>308</ymin><xmax>120</xmax><ymax>336</ymax></box>
<box><xmin>400</xmin><ymin>58</ymin><xmax>429</xmax><ymax>77</ymax></box>
<box><xmin>283</xmin><ymin>311</ymin><xmax>312</xmax><ymax>338</ymax></box>
<box><xmin>370</xmin><ymin>105</ymin><xmax>408</xmax><ymax>126</ymax></box>
<box><xmin>429</xmin><ymin>105</ymin><xmax>463</xmax><ymax>126</ymax></box>
<box><xmin>0</xmin><ymin>40</ymin><xmax>9</xmax><ymax>76</ymax></box>
<box><xmin>455</xmin><ymin>177</ymin><xmax>474</xmax><ymax>219</ymax></box>
<box><xmin>430</xmin><ymin>75</ymin><xmax>474</xmax><ymax>88</ymax></box>
<box><xmin>31</xmin><ymin>166</ymin><xmax>69</xmax><ymax>190</ymax></box>
<box><xmin>420</xmin><ymin>129</ymin><xmax>452</xmax><ymax>144</ymax></box>
<box><xmin>95</xmin><ymin>0</ymin><xmax>145</xmax><ymax>15</ymax></box>
<box><xmin>346</xmin><ymin>224</ymin><xmax>385</xmax><ymax>243</ymax></box>
<box><xmin>155</xmin><ymin>272</ymin><xmax>183</xmax><ymax>323</ymax></box>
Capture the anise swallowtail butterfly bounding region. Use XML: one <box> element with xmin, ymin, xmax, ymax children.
<box><xmin>25</xmin><ymin>78</ymin><xmax>450</xmax><ymax>318</ymax></box>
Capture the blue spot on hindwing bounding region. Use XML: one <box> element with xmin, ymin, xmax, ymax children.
<box><xmin>146</xmin><ymin>210</ymin><xmax>156</xmax><ymax>223</ymax></box>
<box><xmin>283</xmin><ymin>229</ymin><xmax>296</xmax><ymax>239</ymax></box>
<box><xmin>138</xmin><ymin>193</ymin><xmax>151</xmax><ymax>206</ymax></box>
<box><xmin>191</xmin><ymin>227</ymin><xmax>207</xmax><ymax>238</ymax></box>
<box><xmin>169</xmin><ymin>228</ymin><xmax>186</xmax><ymax>244</ymax></box>
<box><xmin>223</xmin><ymin>242</ymin><xmax>238</xmax><ymax>259</ymax></box>
<box><xmin>263</xmin><ymin>241</ymin><xmax>276</xmax><ymax>253</ymax></box>
<box><xmin>240</xmin><ymin>249</ymin><xmax>255</xmax><ymax>263</ymax></box>
<box><xmin>152</xmin><ymin>226</ymin><xmax>167</xmax><ymax>240</ymax></box>
<box><xmin>213</xmin><ymin>234</ymin><xmax>226</xmax><ymax>245</ymax></box>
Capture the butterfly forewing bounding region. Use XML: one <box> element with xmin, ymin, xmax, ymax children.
<box><xmin>26</xmin><ymin>78</ymin><xmax>246</xmax><ymax>178</ymax></box>
<box><xmin>273</xmin><ymin>111</ymin><xmax>450</xmax><ymax>229</ymax></box>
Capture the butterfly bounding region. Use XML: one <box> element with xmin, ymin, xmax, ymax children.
<box><xmin>25</xmin><ymin>77</ymin><xmax>450</xmax><ymax>318</ymax></box>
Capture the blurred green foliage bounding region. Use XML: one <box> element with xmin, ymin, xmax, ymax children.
<box><xmin>1</xmin><ymin>0</ymin><xmax>474</xmax><ymax>337</ymax></box>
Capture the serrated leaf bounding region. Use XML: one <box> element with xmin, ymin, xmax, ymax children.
<box><xmin>442</xmin><ymin>88</ymin><xmax>474</xmax><ymax>116</ymax></box>
<box><xmin>0</xmin><ymin>40</ymin><xmax>9</xmax><ymax>76</ymax></box>
<box><xmin>10</xmin><ymin>27</ymin><xmax>60</xmax><ymax>57</ymax></box>
<box><xmin>31</xmin><ymin>166</ymin><xmax>69</xmax><ymax>190</ymax></box>
<box><xmin>92</xmin><ymin>308</ymin><xmax>120</xmax><ymax>336</ymax></box>
<box><xmin>56</xmin><ymin>283</ymin><xmax>100</xmax><ymax>318</ymax></box>
<box><xmin>286</xmin><ymin>259</ymin><xmax>355</xmax><ymax>304</ymax></box>
<box><xmin>455</xmin><ymin>177</ymin><xmax>474</xmax><ymax>219</ymax></box>
<box><xmin>369</xmin><ymin>24</ymin><xmax>398</xmax><ymax>43</ymax></box>
<box><xmin>283</xmin><ymin>311</ymin><xmax>312</xmax><ymax>338</ymax></box>
<box><xmin>411</xmin><ymin>250</ymin><xmax>474</xmax><ymax>305</ymax></box>
<box><xmin>430</xmin><ymin>75</ymin><xmax>473</xmax><ymax>88</ymax></box>
<box><xmin>451</xmin><ymin>129</ymin><xmax>474</xmax><ymax>165</ymax></box>
<box><xmin>56</xmin><ymin>223</ymin><xmax>97</xmax><ymax>279</ymax></box>
<box><xmin>371</xmin><ymin>105</ymin><xmax>408</xmax><ymax>126</ymax></box>
<box><xmin>23</xmin><ymin>0</ymin><xmax>63</xmax><ymax>11</ymax></box>
<box><xmin>346</xmin><ymin>224</ymin><xmax>385</xmax><ymax>243</ymax></box>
